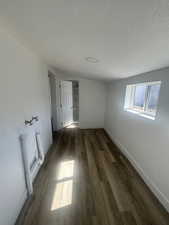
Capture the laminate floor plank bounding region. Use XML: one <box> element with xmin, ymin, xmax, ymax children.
<box><xmin>17</xmin><ymin>128</ymin><xmax>169</xmax><ymax>225</ymax></box>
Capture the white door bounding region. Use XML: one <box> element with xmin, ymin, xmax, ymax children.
<box><xmin>60</xmin><ymin>81</ymin><xmax>73</xmax><ymax>127</ymax></box>
<box><xmin>56</xmin><ymin>79</ymin><xmax>63</xmax><ymax>130</ymax></box>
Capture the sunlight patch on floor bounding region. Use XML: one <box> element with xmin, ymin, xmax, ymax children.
<box><xmin>51</xmin><ymin>180</ymin><xmax>73</xmax><ymax>210</ymax></box>
<box><xmin>66</xmin><ymin>123</ymin><xmax>79</xmax><ymax>129</ymax></box>
<box><xmin>57</xmin><ymin>160</ymin><xmax>74</xmax><ymax>180</ymax></box>
<box><xmin>51</xmin><ymin>160</ymin><xmax>75</xmax><ymax>211</ymax></box>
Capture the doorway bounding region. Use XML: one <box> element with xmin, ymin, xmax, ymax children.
<box><xmin>60</xmin><ymin>80</ymin><xmax>73</xmax><ymax>127</ymax></box>
<box><xmin>61</xmin><ymin>80</ymin><xmax>79</xmax><ymax>128</ymax></box>
<box><xmin>48</xmin><ymin>72</ymin><xmax>79</xmax><ymax>132</ymax></box>
<box><xmin>72</xmin><ymin>81</ymin><xmax>79</xmax><ymax>123</ymax></box>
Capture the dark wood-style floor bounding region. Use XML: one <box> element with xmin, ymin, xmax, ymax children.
<box><xmin>18</xmin><ymin>128</ymin><xmax>169</xmax><ymax>225</ymax></box>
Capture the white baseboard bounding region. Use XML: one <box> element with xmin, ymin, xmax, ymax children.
<box><xmin>105</xmin><ymin>128</ymin><xmax>169</xmax><ymax>212</ymax></box>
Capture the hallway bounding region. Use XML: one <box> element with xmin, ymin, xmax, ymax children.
<box><xmin>19</xmin><ymin>128</ymin><xmax>169</xmax><ymax>225</ymax></box>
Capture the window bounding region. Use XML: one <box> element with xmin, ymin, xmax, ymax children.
<box><xmin>124</xmin><ymin>81</ymin><xmax>161</xmax><ymax>119</ymax></box>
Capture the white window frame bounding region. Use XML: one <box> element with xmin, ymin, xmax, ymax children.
<box><xmin>124</xmin><ymin>81</ymin><xmax>161</xmax><ymax>120</ymax></box>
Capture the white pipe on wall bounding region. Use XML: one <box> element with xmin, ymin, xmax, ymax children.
<box><xmin>20</xmin><ymin>134</ymin><xmax>33</xmax><ymax>196</ymax></box>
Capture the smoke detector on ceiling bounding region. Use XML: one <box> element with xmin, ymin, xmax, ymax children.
<box><xmin>85</xmin><ymin>57</ymin><xmax>99</xmax><ymax>63</ymax></box>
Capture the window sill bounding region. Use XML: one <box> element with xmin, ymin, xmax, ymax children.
<box><xmin>125</xmin><ymin>109</ymin><xmax>155</xmax><ymax>120</ymax></box>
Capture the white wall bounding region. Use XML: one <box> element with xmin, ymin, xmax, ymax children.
<box><xmin>0</xmin><ymin>29</ymin><xmax>52</xmax><ymax>225</ymax></box>
<box><xmin>104</xmin><ymin>68</ymin><xmax>169</xmax><ymax>211</ymax></box>
<box><xmin>51</xmin><ymin>69</ymin><xmax>107</xmax><ymax>129</ymax></box>
<box><xmin>79</xmin><ymin>79</ymin><xmax>106</xmax><ymax>128</ymax></box>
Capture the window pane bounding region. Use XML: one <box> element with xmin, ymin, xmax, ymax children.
<box><xmin>134</xmin><ymin>85</ymin><xmax>147</xmax><ymax>109</ymax></box>
<box><xmin>147</xmin><ymin>84</ymin><xmax>160</xmax><ymax>112</ymax></box>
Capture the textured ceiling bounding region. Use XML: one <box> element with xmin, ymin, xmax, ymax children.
<box><xmin>0</xmin><ymin>0</ymin><xmax>169</xmax><ymax>80</ymax></box>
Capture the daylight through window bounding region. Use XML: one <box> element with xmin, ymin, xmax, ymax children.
<box><xmin>124</xmin><ymin>81</ymin><xmax>161</xmax><ymax>119</ymax></box>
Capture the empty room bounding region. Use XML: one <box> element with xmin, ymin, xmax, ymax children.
<box><xmin>0</xmin><ymin>0</ymin><xmax>169</xmax><ymax>225</ymax></box>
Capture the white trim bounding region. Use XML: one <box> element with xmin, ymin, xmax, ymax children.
<box><xmin>105</xmin><ymin>128</ymin><xmax>169</xmax><ymax>212</ymax></box>
<box><xmin>125</xmin><ymin>109</ymin><xmax>155</xmax><ymax>120</ymax></box>
<box><xmin>127</xmin><ymin>80</ymin><xmax>161</xmax><ymax>87</ymax></box>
